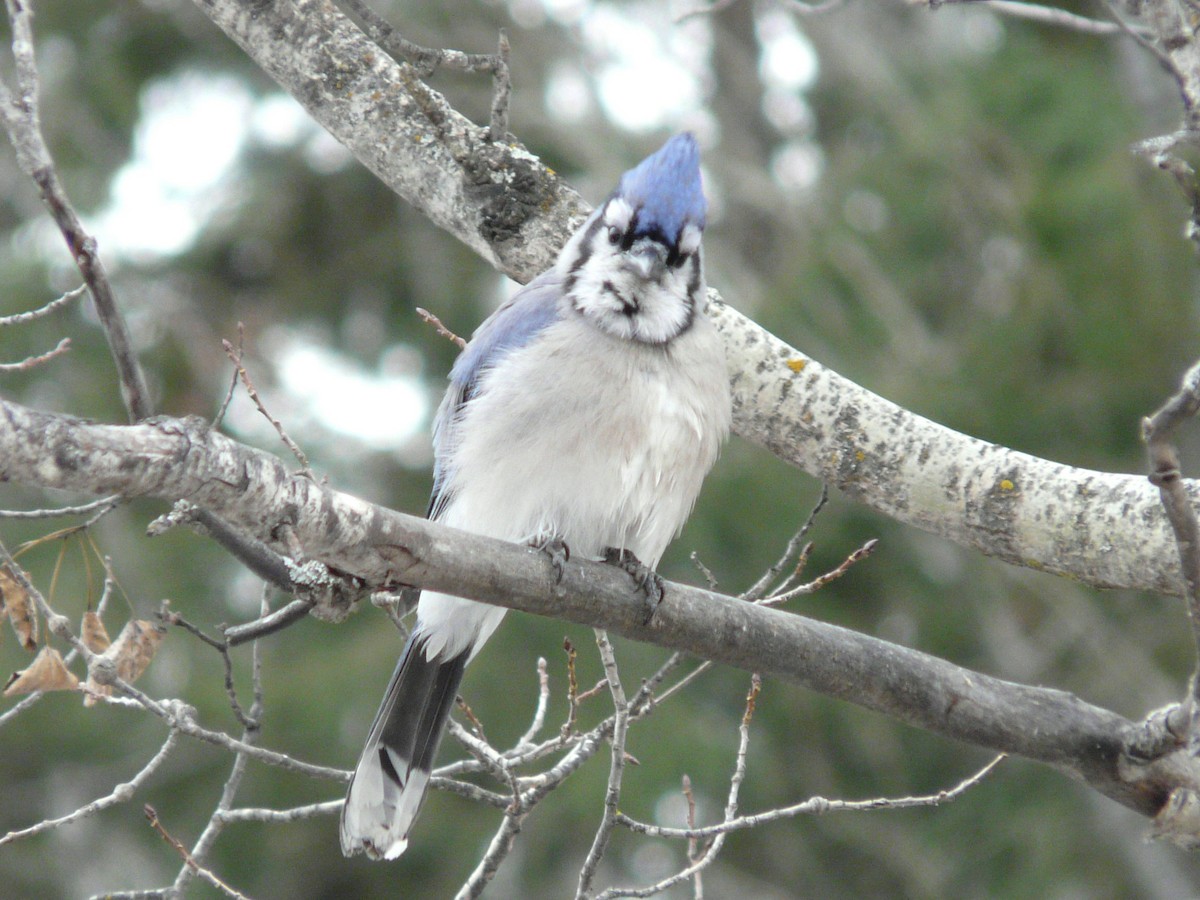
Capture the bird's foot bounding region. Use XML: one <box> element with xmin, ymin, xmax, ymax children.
<box><xmin>603</xmin><ymin>548</ymin><xmax>664</xmax><ymax>624</ymax></box>
<box><xmin>530</xmin><ymin>535</ymin><xmax>570</xmax><ymax>585</ymax></box>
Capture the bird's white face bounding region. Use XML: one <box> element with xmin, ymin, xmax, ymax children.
<box><xmin>561</xmin><ymin>197</ymin><xmax>705</xmax><ymax>345</ymax></box>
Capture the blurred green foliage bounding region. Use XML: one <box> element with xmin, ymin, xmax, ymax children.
<box><xmin>2</xmin><ymin>0</ymin><xmax>1200</xmax><ymax>897</ymax></box>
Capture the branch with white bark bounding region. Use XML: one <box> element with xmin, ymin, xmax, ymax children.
<box><xmin>1</xmin><ymin>395</ymin><xmax>1195</xmax><ymax>825</ymax></box>
<box><xmin>190</xmin><ymin>0</ymin><xmax>1200</xmax><ymax>596</ymax></box>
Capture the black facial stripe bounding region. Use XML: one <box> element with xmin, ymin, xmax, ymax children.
<box><xmin>620</xmin><ymin>207</ymin><xmax>641</xmax><ymax>251</ymax></box>
<box><xmin>602</xmin><ymin>279</ymin><xmax>638</xmax><ymax>316</ymax></box>
<box><xmin>564</xmin><ymin>213</ymin><xmax>606</xmax><ymax>295</ymax></box>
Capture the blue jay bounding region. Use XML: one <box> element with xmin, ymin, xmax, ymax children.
<box><xmin>340</xmin><ymin>133</ymin><xmax>731</xmax><ymax>860</ymax></box>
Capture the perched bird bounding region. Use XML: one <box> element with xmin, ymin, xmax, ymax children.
<box><xmin>340</xmin><ymin>133</ymin><xmax>732</xmax><ymax>860</ymax></box>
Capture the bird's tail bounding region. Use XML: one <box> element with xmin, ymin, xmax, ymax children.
<box><xmin>340</xmin><ymin>631</ymin><xmax>468</xmax><ymax>860</ymax></box>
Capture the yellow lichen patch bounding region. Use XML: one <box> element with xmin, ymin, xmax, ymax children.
<box><xmin>999</xmin><ymin>479</ymin><xmax>1015</xmax><ymax>491</ymax></box>
<box><xmin>786</xmin><ymin>358</ymin><xmax>807</xmax><ymax>373</ymax></box>
<box><xmin>855</xmin><ymin>450</ymin><xmax>865</xmax><ymax>462</ymax></box>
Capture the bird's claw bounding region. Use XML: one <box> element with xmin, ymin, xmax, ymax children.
<box><xmin>531</xmin><ymin>536</ymin><xmax>570</xmax><ymax>585</ymax></box>
<box><xmin>603</xmin><ymin>547</ymin><xmax>664</xmax><ymax>624</ymax></box>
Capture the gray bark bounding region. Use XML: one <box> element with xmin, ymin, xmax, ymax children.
<box><xmin>1</xmin><ymin>395</ymin><xmax>1194</xmax><ymax>819</ymax></box>
<box><xmin>191</xmin><ymin>0</ymin><xmax>1196</xmax><ymax>595</ymax></box>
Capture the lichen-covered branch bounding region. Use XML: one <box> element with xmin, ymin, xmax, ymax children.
<box><xmin>189</xmin><ymin>0</ymin><xmax>1198</xmax><ymax>595</ymax></box>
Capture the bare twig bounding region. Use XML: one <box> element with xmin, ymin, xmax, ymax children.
<box><xmin>341</xmin><ymin>0</ymin><xmax>511</xmax><ymax>141</ymax></box>
<box><xmin>145</xmin><ymin>806</ymin><xmax>250</xmax><ymax>900</ymax></box>
<box><xmin>221</xmin><ymin>337</ymin><xmax>311</xmax><ymax>472</ymax></box>
<box><xmin>576</xmin><ymin>630</ymin><xmax>629</xmax><ymax>898</ymax></box>
<box><xmin>515</xmin><ymin>657</ymin><xmax>551</xmax><ymax>749</ymax></box>
<box><xmin>221</xmin><ymin>599</ymin><xmax>316</xmax><ymax>645</ymax></box>
<box><xmin>216</xmin><ymin>800</ymin><xmax>343</xmax><ymax>824</ymax></box>
<box><xmin>0</xmin><ymin>731</ymin><xmax>181</xmax><ymax>848</ymax></box>
<box><xmin>762</xmin><ymin>537</ymin><xmax>879</xmax><ymax>607</ymax></box>
<box><xmin>213</xmin><ymin>322</ymin><xmax>246</xmax><ymax>429</ymax></box>
<box><xmin>0</xmin><ymin>495</ymin><xmax>121</xmax><ymax>520</ymax></box>
<box><xmin>0</xmin><ymin>283</ymin><xmax>86</xmax><ymax>326</ymax></box>
<box><xmin>740</xmin><ymin>485</ymin><xmax>828</xmax><ymax>601</ymax></box>
<box><xmin>615</xmin><ymin>754</ymin><xmax>1006</xmax><ymax>841</ymax></box>
<box><xmin>1142</xmin><ymin>359</ymin><xmax>1200</xmax><ymax>737</ymax></box>
<box><xmin>0</xmin><ymin>336</ymin><xmax>70</xmax><ymax>371</ymax></box>
<box><xmin>416</xmin><ymin>307</ymin><xmax>468</xmax><ymax>349</ymax></box>
<box><xmin>0</xmin><ymin>3</ymin><xmax>150</xmax><ymax>421</ymax></box>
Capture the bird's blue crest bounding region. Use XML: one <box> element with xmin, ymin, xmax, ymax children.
<box><xmin>615</xmin><ymin>133</ymin><xmax>706</xmax><ymax>245</ymax></box>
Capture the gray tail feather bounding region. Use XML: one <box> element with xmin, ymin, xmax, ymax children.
<box><xmin>340</xmin><ymin>633</ymin><xmax>468</xmax><ymax>859</ymax></box>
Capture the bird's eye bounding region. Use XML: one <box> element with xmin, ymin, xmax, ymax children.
<box><xmin>607</xmin><ymin>226</ymin><xmax>621</xmax><ymax>245</ymax></box>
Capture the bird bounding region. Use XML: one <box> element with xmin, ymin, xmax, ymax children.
<box><xmin>340</xmin><ymin>133</ymin><xmax>732</xmax><ymax>860</ymax></box>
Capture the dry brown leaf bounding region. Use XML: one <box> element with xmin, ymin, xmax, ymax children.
<box><xmin>3</xmin><ymin>646</ymin><xmax>80</xmax><ymax>696</ymax></box>
<box><xmin>0</xmin><ymin>564</ymin><xmax>37</xmax><ymax>651</ymax></box>
<box><xmin>81</xmin><ymin>610</ymin><xmax>111</xmax><ymax>653</ymax></box>
<box><xmin>111</xmin><ymin>619</ymin><xmax>163</xmax><ymax>682</ymax></box>
<box><xmin>84</xmin><ymin>619</ymin><xmax>164</xmax><ymax>707</ymax></box>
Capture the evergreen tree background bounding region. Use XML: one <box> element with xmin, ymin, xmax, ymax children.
<box><xmin>2</xmin><ymin>1</ymin><xmax>1199</xmax><ymax>895</ymax></box>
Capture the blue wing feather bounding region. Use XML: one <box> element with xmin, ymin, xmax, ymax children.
<box><xmin>426</xmin><ymin>270</ymin><xmax>565</xmax><ymax>519</ymax></box>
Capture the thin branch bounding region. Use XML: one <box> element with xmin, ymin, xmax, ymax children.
<box><xmin>740</xmin><ymin>485</ymin><xmax>829</xmax><ymax>601</ymax></box>
<box><xmin>0</xmin><ymin>731</ymin><xmax>181</xmax><ymax>848</ymax></box>
<box><xmin>761</xmin><ymin>537</ymin><xmax>879</xmax><ymax>607</ymax></box>
<box><xmin>216</xmin><ymin>800</ymin><xmax>343</xmax><ymax>824</ymax></box>
<box><xmin>0</xmin><ymin>495</ymin><xmax>121</xmax><ymax>520</ymax></box>
<box><xmin>0</xmin><ymin>284</ymin><xmax>86</xmax><ymax>325</ymax></box>
<box><xmin>0</xmin><ymin>336</ymin><xmax>70</xmax><ymax>371</ymax></box>
<box><xmin>576</xmin><ymin>630</ymin><xmax>630</xmax><ymax>899</ymax></box>
<box><xmin>0</xmin><ymin>3</ymin><xmax>151</xmax><ymax>421</ymax></box>
<box><xmin>1142</xmin><ymin>359</ymin><xmax>1200</xmax><ymax>735</ymax></box>
<box><xmin>145</xmin><ymin>806</ymin><xmax>250</xmax><ymax>900</ymax></box>
<box><xmin>221</xmin><ymin>338</ymin><xmax>311</xmax><ymax>472</ymax></box>
<box><xmin>340</xmin><ymin>0</ymin><xmax>511</xmax><ymax>140</ymax></box>
<box><xmin>415</xmin><ymin>307</ymin><xmax>468</xmax><ymax>349</ymax></box>
<box><xmin>616</xmin><ymin>754</ymin><xmax>1007</xmax><ymax>840</ymax></box>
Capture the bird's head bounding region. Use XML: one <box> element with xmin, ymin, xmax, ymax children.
<box><xmin>559</xmin><ymin>133</ymin><xmax>707</xmax><ymax>344</ymax></box>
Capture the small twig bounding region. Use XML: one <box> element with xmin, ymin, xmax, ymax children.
<box><xmin>576</xmin><ymin>629</ymin><xmax>629</xmax><ymax>899</ymax></box>
<box><xmin>148</xmin><ymin>501</ymin><xmax>297</xmax><ymax>593</ymax></box>
<box><xmin>215</xmin><ymin>800</ymin><xmax>343</xmax><ymax>824</ymax></box>
<box><xmin>761</xmin><ymin>538</ymin><xmax>879</xmax><ymax>607</ymax></box>
<box><xmin>0</xmin><ymin>495</ymin><xmax>121</xmax><ymax>520</ymax></box>
<box><xmin>0</xmin><ymin>731</ymin><xmax>181</xmax><ymax>848</ymax></box>
<box><xmin>681</xmin><ymin>775</ymin><xmax>701</xmax><ymax>896</ymax></box>
<box><xmin>689</xmin><ymin>551</ymin><xmax>718</xmax><ymax>591</ymax></box>
<box><xmin>145</xmin><ymin>806</ymin><xmax>250</xmax><ymax>900</ymax></box>
<box><xmin>962</xmin><ymin>0</ymin><xmax>1129</xmax><ymax>35</ymax></box>
<box><xmin>0</xmin><ymin>4</ymin><xmax>150</xmax><ymax>421</ymax></box>
<box><xmin>342</xmin><ymin>0</ymin><xmax>511</xmax><ymax>141</ymax></box>
<box><xmin>0</xmin><ymin>284</ymin><xmax>86</xmax><ymax>326</ymax></box>
<box><xmin>740</xmin><ymin>485</ymin><xmax>828</xmax><ymax>601</ymax></box>
<box><xmin>222</xmin><ymin>337</ymin><xmax>311</xmax><ymax>472</ymax></box>
<box><xmin>614</xmin><ymin>754</ymin><xmax>1006</xmax><ymax>841</ymax></box>
<box><xmin>222</xmin><ymin>599</ymin><xmax>315</xmax><ymax>646</ymax></box>
<box><xmin>213</xmin><ymin>322</ymin><xmax>245</xmax><ymax>429</ymax></box>
<box><xmin>161</xmin><ymin>609</ymin><xmax>257</xmax><ymax>730</ymax></box>
<box><xmin>1142</xmin><ymin>359</ymin><xmax>1200</xmax><ymax>736</ymax></box>
<box><xmin>456</xmin><ymin>695</ymin><xmax>489</xmax><ymax>741</ymax></box>
<box><xmin>0</xmin><ymin>336</ymin><xmax>71</xmax><ymax>371</ymax></box>
<box><xmin>596</xmin><ymin>675</ymin><xmax>761</xmax><ymax>900</ymax></box>
<box><xmin>416</xmin><ymin>307</ymin><xmax>468</xmax><ymax>349</ymax></box>
<box><xmin>515</xmin><ymin>657</ymin><xmax>551</xmax><ymax>748</ymax></box>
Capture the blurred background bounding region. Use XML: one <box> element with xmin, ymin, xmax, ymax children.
<box><xmin>2</xmin><ymin>0</ymin><xmax>1200</xmax><ymax>896</ymax></box>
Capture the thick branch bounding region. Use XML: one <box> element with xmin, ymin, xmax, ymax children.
<box><xmin>1</xmin><ymin>396</ymin><xmax>1195</xmax><ymax>819</ymax></box>
<box><xmin>188</xmin><ymin>0</ymin><xmax>1196</xmax><ymax>595</ymax></box>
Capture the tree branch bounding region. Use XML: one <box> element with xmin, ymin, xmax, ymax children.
<box><xmin>1</xmin><ymin>396</ymin><xmax>1195</xmax><ymax>823</ymax></box>
<box><xmin>187</xmin><ymin>0</ymin><xmax>1197</xmax><ymax>595</ymax></box>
